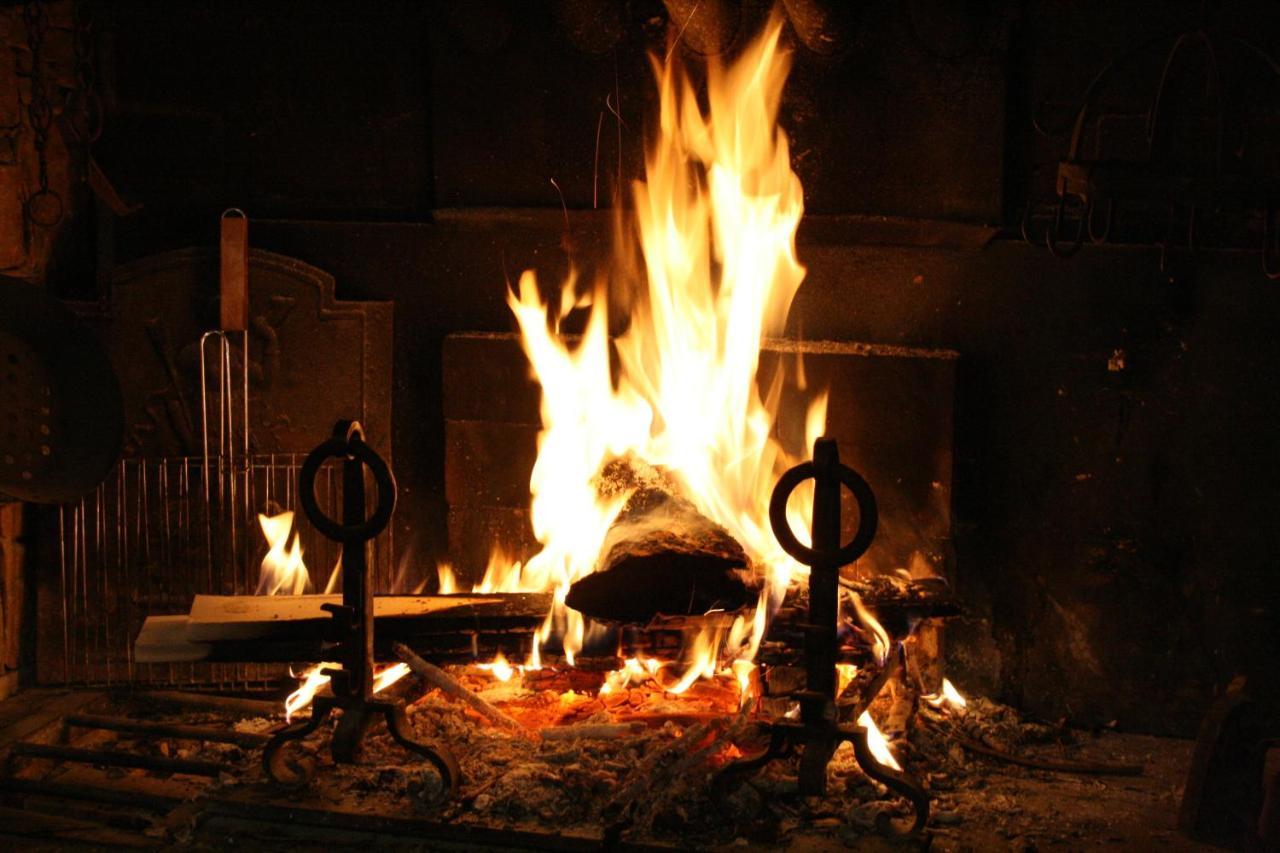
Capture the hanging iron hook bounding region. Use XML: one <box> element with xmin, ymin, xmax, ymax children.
<box><xmin>1046</xmin><ymin>193</ymin><xmax>1088</xmax><ymax>258</ymax></box>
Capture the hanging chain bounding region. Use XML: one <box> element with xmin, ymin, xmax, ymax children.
<box><xmin>68</xmin><ymin>0</ymin><xmax>102</xmax><ymax>148</ymax></box>
<box><xmin>19</xmin><ymin>0</ymin><xmax>63</xmax><ymax>229</ymax></box>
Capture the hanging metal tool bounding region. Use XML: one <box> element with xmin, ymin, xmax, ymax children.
<box><xmin>262</xmin><ymin>421</ymin><xmax>459</xmax><ymax>803</ymax></box>
<box><xmin>712</xmin><ymin>438</ymin><xmax>929</xmax><ymax>838</ymax></box>
<box><xmin>198</xmin><ymin>209</ymin><xmax>253</xmax><ymax>590</ymax></box>
<box><xmin>1025</xmin><ymin>25</ymin><xmax>1280</xmax><ymax>278</ymax></box>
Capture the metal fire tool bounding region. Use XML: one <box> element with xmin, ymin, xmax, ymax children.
<box><xmin>262</xmin><ymin>421</ymin><xmax>459</xmax><ymax>802</ymax></box>
<box><xmin>713</xmin><ymin>437</ymin><xmax>929</xmax><ymax>837</ymax></box>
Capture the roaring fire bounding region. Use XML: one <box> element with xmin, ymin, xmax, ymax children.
<box><xmin>505</xmin><ymin>16</ymin><xmax>821</xmax><ymax>673</ymax></box>
<box><xmin>256</xmin><ymin>511</ymin><xmax>312</xmax><ymax>596</ymax></box>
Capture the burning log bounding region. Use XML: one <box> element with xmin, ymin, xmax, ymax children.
<box><xmin>392</xmin><ymin>641</ymin><xmax>527</xmax><ymax>735</ymax></box>
<box><xmin>566</xmin><ymin>460</ymin><xmax>754</xmax><ymax>624</ymax></box>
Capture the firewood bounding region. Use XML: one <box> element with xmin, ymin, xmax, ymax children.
<box><xmin>566</xmin><ymin>459</ymin><xmax>754</xmax><ymax>624</ymax></box>
<box><xmin>184</xmin><ymin>593</ymin><xmax>551</xmax><ymax>642</ymax></box>
<box><xmin>392</xmin><ymin>641</ymin><xmax>528</xmax><ymax>735</ymax></box>
<box><xmin>884</xmin><ymin>679</ymin><xmax>918</xmax><ymax>738</ymax></box>
<box><xmin>541</xmin><ymin>723</ymin><xmax>643</xmax><ymax>740</ymax></box>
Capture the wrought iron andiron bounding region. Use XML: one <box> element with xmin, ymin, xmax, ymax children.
<box><xmin>713</xmin><ymin>437</ymin><xmax>929</xmax><ymax>837</ymax></box>
<box><xmin>262</xmin><ymin>421</ymin><xmax>459</xmax><ymax>801</ymax></box>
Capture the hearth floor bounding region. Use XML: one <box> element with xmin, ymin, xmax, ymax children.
<box><xmin>0</xmin><ymin>686</ymin><xmax>1214</xmax><ymax>851</ymax></box>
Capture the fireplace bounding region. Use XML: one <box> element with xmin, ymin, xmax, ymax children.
<box><xmin>0</xmin><ymin>0</ymin><xmax>1277</xmax><ymax>849</ymax></box>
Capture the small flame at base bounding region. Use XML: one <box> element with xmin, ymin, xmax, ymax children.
<box><xmin>858</xmin><ymin>710</ymin><xmax>901</xmax><ymax>771</ymax></box>
<box><xmin>283</xmin><ymin>660</ymin><xmax>413</xmax><ymax>722</ymax></box>
<box><xmin>924</xmin><ymin>677</ymin><xmax>968</xmax><ymax>712</ymax></box>
<box><xmin>477</xmin><ymin>651</ymin><xmax>517</xmax><ymax>683</ymax></box>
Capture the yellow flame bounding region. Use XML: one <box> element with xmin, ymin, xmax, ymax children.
<box><xmin>661</xmin><ymin>627</ymin><xmax>724</xmax><ymax>695</ymax></box>
<box><xmin>731</xmin><ymin>659</ymin><xmax>756</xmax><ymax>708</ymax></box>
<box><xmin>526</xmin><ymin>635</ymin><xmax>542</xmax><ymax>671</ymax></box>
<box><xmin>256</xmin><ymin>511</ymin><xmax>312</xmax><ymax>596</ymax></box>
<box><xmin>858</xmin><ymin>710</ymin><xmax>901</xmax><ymax>771</ymax></box>
<box><xmin>284</xmin><ymin>661</ymin><xmax>413</xmax><ymax>722</ymax></box>
<box><xmin>505</xmin><ymin>15</ymin><xmax>821</xmax><ymax>674</ymax></box>
<box><xmin>372</xmin><ymin>662</ymin><xmax>411</xmax><ymax>693</ymax></box>
<box><xmin>836</xmin><ymin>662</ymin><xmax>858</xmax><ymax>696</ymax></box>
<box><xmin>285</xmin><ymin>662</ymin><xmax>334</xmax><ymax>723</ymax></box>
<box><xmin>474</xmin><ymin>546</ymin><xmax>527</xmax><ymax>594</ymax></box>
<box><xmin>924</xmin><ymin>677</ymin><xmax>968</xmax><ymax>711</ymax></box>
<box><xmin>849</xmin><ymin>591</ymin><xmax>891</xmax><ymax>666</ymax></box>
<box><xmin>436</xmin><ymin>562</ymin><xmax>458</xmax><ymax>595</ymax></box>
<box><xmin>477</xmin><ymin>651</ymin><xmax>516</xmax><ymax>683</ymax></box>
<box><xmin>600</xmin><ymin>655</ymin><xmax>663</xmax><ymax>696</ymax></box>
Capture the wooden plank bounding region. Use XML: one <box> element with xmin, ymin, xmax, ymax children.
<box><xmin>134</xmin><ymin>615</ymin><xmax>210</xmax><ymax>664</ymax></box>
<box><xmin>184</xmin><ymin>593</ymin><xmax>553</xmax><ymax>642</ymax></box>
<box><xmin>134</xmin><ymin>615</ymin><xmax>539</xmax><ymax>665</ymax></box>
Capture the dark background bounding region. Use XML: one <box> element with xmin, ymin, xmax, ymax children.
<box><xmin>44</xmin><ymin>0</ymin><xmax>1280</xmax><ymax>735</ymax></box>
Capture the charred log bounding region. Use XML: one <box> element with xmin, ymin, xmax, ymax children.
<box><xmin>566</xmin><ymin>460</ymin><xmax>755</xmax><ymax>624</ymax></box>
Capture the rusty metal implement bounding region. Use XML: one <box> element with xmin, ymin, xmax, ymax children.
<box><xmin>712</xmin><ymin>437</ymin><xmax>930</xmax><ymax>838</ymax></box>
<box><xmin>262</xmin><ymin>421</ymin><xmax>459</xmax><ymax>803</ymax></box>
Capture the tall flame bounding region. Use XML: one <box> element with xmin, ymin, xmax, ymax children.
<box><xmin>256</xmin><ymin>511</ymin><xmax>312</xmax><ymax>596</ymax></box>
<box><xmin>507</xmin><ymin>16</ymin><xmax>818</xmax><ymax>668</ymax></box>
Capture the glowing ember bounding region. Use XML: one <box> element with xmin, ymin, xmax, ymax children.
<box><xmin>255</xmin><ymin>511</ymin><xmax>312</xmax><ymax>596</ymax></box>
<box><xmin>284</xmin><ymin>661</ymin><xmax>413</xmax><ymax>721</ymax></box>
<box><xmin>924</xmin><ymin>677</ymin><xmax>968</xmax><ymax>712</ymax></box>
<box><xmin>503</xmin><ymin>14</ymin><xmax>820</xmax><ymax>677</ymax></box>
<box><xmin>858</xmin><ymin>710</ymin><xmax>901</xmax><ymax>771</ymax></box>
